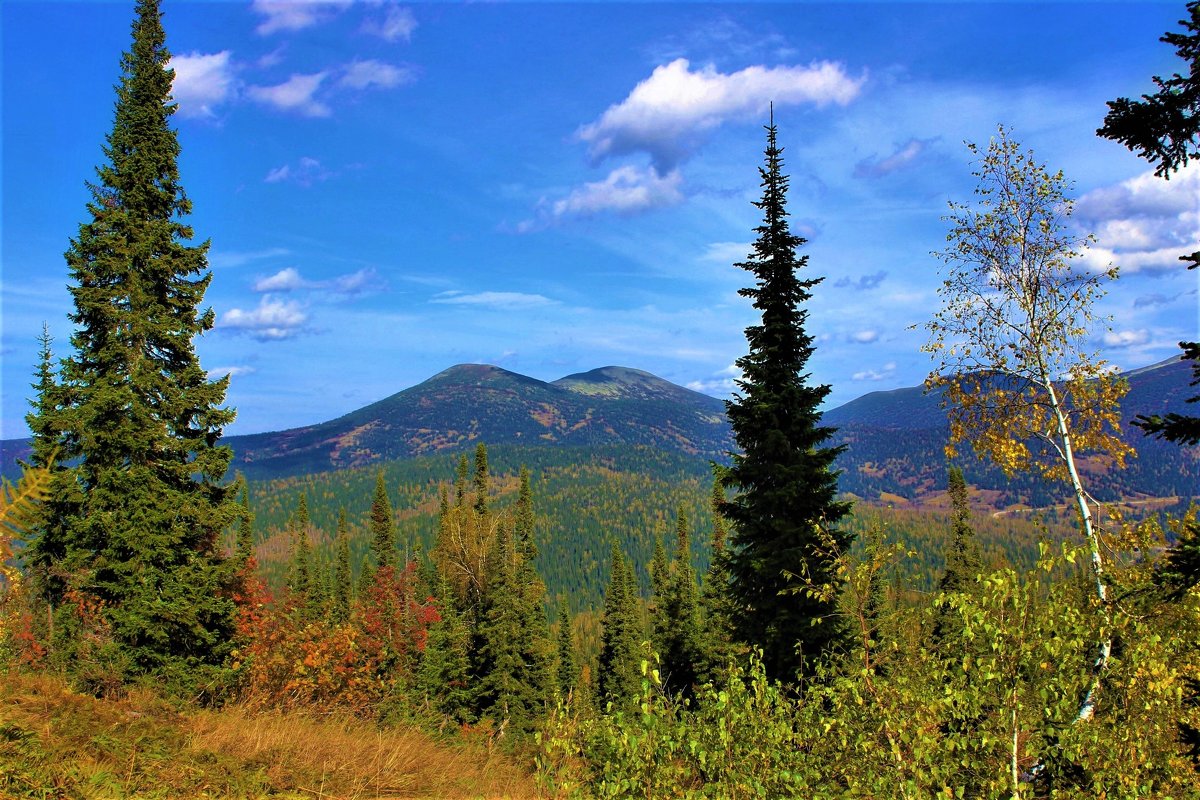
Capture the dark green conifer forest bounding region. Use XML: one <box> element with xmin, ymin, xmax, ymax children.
<box><xmin>2</xmin><ymin>1</ymin><xmax>1199</xmax><ymax>797</ymax></box>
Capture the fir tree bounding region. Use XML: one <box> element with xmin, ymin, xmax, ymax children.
<box><xmin>332</xmin><ymin>507</ymin><xmax>352</xmax><ymax>623</ymax></box>
<box><xmin>699</xmin><ymin>477</ymin><xmax>738</xmax><ymax>683</ymax></box>
<box><xmin>51</xmin><ymin>0</ymin><xmax>236</xmax><ymax>689</ymax></box>
<box><xmin>235</xmin><ymin>475</ymin><xmax>254</xmax><ymax>565</ymax></box>
<box><xmin>293</xmin><ymin>491</ymin><xmax>310</xmax><ymax>530</ymax></box>
<box><xmin>722</xmin><ymin>114</ymin><xmax>851</xmax><ymax>681</ymax></box>
<box><xmin>555</xmin><ymin>602</ymin><xmax>580</xmax><ymax>700</ymax></box>
<box><xmin>417</xmin><ymin>575</ymin><xmax>473</xmax><ymax>723</ymax></box>
<box><xmin>660</xmin><ymin>505</ymin><xmax>702</xmax><ymax>698</ymax></box>
<box><xmin>473</xmin><ymin>521</ymin><xmax>551</xmax><ymax>734</ymax></box>
<box><xmin>597</xmin><ymin>544</ymin><xmax>643</xmax><ymax>707</ymax></box>
<box><xmin>22</xmin><ymin>324</ymin><xmax>72</xmax><ymax>604</ymax></box>
<box><xmin>288</xmin><ymin>525</ymin><xmax>312</xmax><ymax>611</ymax></box>
<box><xmin>455</xmin><ymin>453</ymin><xmax>470</xmax><ymax>507</ymax></box>
<box><xmin>369</xmin><ymin>471</ymin><xmax>395</xmax><ymax>569</ymax></box>
<box><xmin>514</xmin><ymin>465</ymin><xmax>536</xmax><ymax>559</ymax></box>
<box><xmin>649</xmin><ymin>529</ymin><xmax>670</xmax><ymax>657</ymax></box>
<box><xmin>473</xmin><ymin>443</ymin><xmax>490</xmax><ymax>516</ymax></box>
<box><xmin>939</xmin><ymin>467</ymin><xmax>983</xmax><ymax>595</ymax></box>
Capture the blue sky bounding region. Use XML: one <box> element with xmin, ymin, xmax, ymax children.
<box><xmin>2</xmin><ymin>1</ymin><xmax>1198</xmax><ymax>439</ymax></box>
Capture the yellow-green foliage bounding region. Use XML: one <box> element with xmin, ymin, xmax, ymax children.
<box><xmin>539</xmin><ymin>539</ymin><xmax>1200</xmax><ymax>799</ymax></box>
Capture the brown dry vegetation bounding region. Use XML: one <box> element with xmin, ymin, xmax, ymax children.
<box><xmin>0</xmin><ymin>670</ymin><xmax>539</xmax><ymax>799</ymax></box>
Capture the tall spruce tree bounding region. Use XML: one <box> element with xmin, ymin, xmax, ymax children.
<box><xmin>597</xmin><ymin>544</ymin><xmax>643</xmax><ymax>707</ymax></box>
<box><xmin>722</xmin><ymin>115</ymin><xmax>851</xmax><ymax>681</ymax></box>
<box><xmin>332</xmin><ymin>507</ymin><xmax>352</xmax><ymax>623</ymax></box>
<box><xmin>699</xmin><ymin>477</ymin><xmax>737</xmax><ymax>683</ymax></box>
<box><xmin>659</xmin><ymin>505</ymin><xmax>702</xmax><ymax>698</ymax></box>
<box><xmin>473</xmin><ymin>443</ymin><xmax>490</xmax><ymax>516</ymax></box>
<box><xmin>23</xmin><ymin>325</ymin><xmax>73</xmax><ymax>605</ymax></box>
<box><xmin>369</xmin><ymin>471</ymin><xmax>395</xmax><ymax>569</ymax></box>
<box><xmin>555</xmin><ymin>602</ymin><xmax>580</xmax><ymax>700</ymax></box>
<box><xmin>51</xmin><ymin>0</ymin><xmax>236</xmax><ymax>689</ymax></box>
<box><xmin>234</xmin><ymin>474</ymin><xmax>254</xmax><ymax>565</ymax></box>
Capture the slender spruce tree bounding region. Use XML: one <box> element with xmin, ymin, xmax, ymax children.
<box><xmin>597</xmin><ymin>544</ymin><xmax>643</xmax><ymax>707</ymax></box>
<box><xmin>659</xmin><ymin>505</ymin><xmax>702</xmax><ymax>698</ymax></box>
<box><xmin>369</xmin><ymin>471</ymin><xmax>395</xmax><ymax>569</ymax></box>
<box><xmin>473</xmin><ymin>443</ymin><xmax>490</xmax><ymax>516</ymax></box>
<box><xmin>699</xmin><ymin>477</ymin><xmax>737</xmax><ymax>683</ymax></box>
<box><xmin>234</xmin><ymin>474</ymin><xmax>254</xmax><ymax>565</ymax></box>
<box><xmin>51</xmin><ymin>0</ymin><xmax>236</xmax><ymax>689</ymax></box>
<box><xmin>22</xmin><ymin>325</ymin><xmax>73</xmax><ymax>605</ymax></box>
<box><xmin>332</xmin><ymin>507</ymin><xmax>352</xmax><ymax>623</ymax></box>
<box><xmin>555</xmin><ymin>602</ymin><xmax>580</xmax><ymax>699</ymax></box>
<box><xmin>722</xmin><ymin>114</ymin><xmax>851</xmax><ymax>681</ymax></box>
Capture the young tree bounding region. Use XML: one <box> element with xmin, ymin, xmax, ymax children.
<box><xmin>21</xmin><ymin>325</ymin><xmax>72</xmax><ymax>606</ymax></box>
<box><xmin>921</xmin><ymin>126</ymin><xmax>1129</xmax><ymax>721</ymax></box>
<box><xmin>555</xmin><ymin>602</ymin><xmax>580</xmax><ymax>700</ymax></box>
<box><xmin>932</xmin><ymin>467</ymin><xmax>984</xmax><ymax>646</ymax></box>
<box><xmin>473</xmin><ymin>442</ymin><xmax>490</xmax><ymax>516</ymax></box>
<box><xmin>332</xmin><ymin>507</ymin><xmax>353</xmax><ymax>623</ymax></box>
<box><xmin>659</xmin><ymin>505</ymin><xmax>702</xmax><ymax>698</ymax></box>
<box><xmin>51</xmin><ymin>0</ymin><xmax>237</xmax><ymax>688</ymax></box>
<box><xmin>369</xmin><ymin>471</ymin><xmax>395</xmax><ymax>569</ymax></box>
<box><xmin>722</xmin><ymin>115</ymin><xmax>851</xmax><ymax>681</ymax></box>
<box><xmin>234</xmin><ymin>475</ymin><xmax>255</xmax><ymax>566</ymax></box>
<box><xmin>699</xmin><ymin>478</ymin><xmax>737</xmax><ymax>683</ymax></box>
<box><xmin>597</xmin><ymin>544</ymin><xmax>643</xmax><ymax>707</ymax></box>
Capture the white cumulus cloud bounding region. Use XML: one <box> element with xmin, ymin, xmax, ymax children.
<box><xmin>1075</xmin><ymin>164</ymin><xmax>1200</xmax><ymax>274</ymax></box>
<box><xmin>247</xmin><ymin>72</ymin><xmax>330</xmax><ymax>117</ymax></box>
<box><xmin>553</xmin><ymin>166</ymin><xmax>684</xmax><ymax>217</ymax></box>
<box><xmin>170</xmin><ymin>51</ymin><xmax>236</xmax><ymax>119</ymax></box>
<box><xmin>221</xmin><ymin>295</ymin><xmax>309</xmax><ymax>340</ymax></box>
<box><xmin>578</xmin><ymin>58</ymin><xmax>864</xmax><ymax>169</ymax></box>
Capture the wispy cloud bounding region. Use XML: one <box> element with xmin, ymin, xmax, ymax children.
<box><xmin>834</xmin><ymin>270</ymin><xmax>887</xmax><ymax>291</ymax></box>
<box><xmin>1133</xmin><ymin>293</ymin><xmax>1172</xmax><ymax>308</ymax></box>
<box><xmin>251</xmin><ymin>0</ymin><xmax>351</xmax><ymax>36</ymax></box>
<box><xmin>431</xmin><ymin>291</ymin><xmax>556</xmax><ymax>310</ymax></box>
<box><xmin>578</xmin><ymin>58</ymin><xmax>864</xmax><ymax>171</ymax></box>
<box><xmin>362</xmin><ymin>3</ymin><xmax>417</xmax><ymax>42</ymax></box>
<box><xmin>207</xmin><ymin>247</ymin><xmax>291</xmax><ymax>270</ymax></box>
<box><xmin>338</xmin><ymin>59</ymin><xmax>414</xmax><ymax>90</ymax></box>
<box><xmin>853</xmin><ymin>138</ymin><xmax>935</xmax><ymax>179</ymax></box>
<box><xmin>686</xmin><ymin>363</ymin><xmax>740</xmax><ymax>397</ymax></box>
<box><xmin>253</xmin><ymin>266</ymin><xmax>382</xmax><ymax>295</ymax></box>
<box><xmin>220</xmin><ymin>295</ymin><xmax>309</xmax><ymax>340</ymax></box>
<box><xmin>207</xmin><ymin>365</ymin><xmax>257</xmax><ymax>379</ymax></box>
<box><xmin>246</xmin><ymin>72</ymin><xmax>330</xmax><ymax>117</ymax></box>
<box><xmin>852</xmin><ymin>362</ymin><xmax>896</xmax><ymax>381</ymax></box>
<box><xmin>1103</xmin><ymin>329</ymin><xmax>1150</xmax><ymax>348</ymax></box>
<box><xmin>170</xmin><ymin>51</ymin><xmax>237</xmax><ymax>119</ymax></box>
<box><xmin>264</xmin><ymin>156</ymin><xmax>335</xmax><ymax>186</ymax></box>
<box><xmin>850</xmin><ymin>329</ymin><xmax>880</xmax><ymax>344</ymax></box>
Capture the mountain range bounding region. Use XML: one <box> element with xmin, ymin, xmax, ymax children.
<box><xmin>2</xmin><ymin>357</ymin><xmax>1195</xmax><ymax>509</ymax></box>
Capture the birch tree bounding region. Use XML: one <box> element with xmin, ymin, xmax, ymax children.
<box><xmin>921</xmin><ymin>126</ymin><xmax>1129</xmax><ymax>723</ymax></box>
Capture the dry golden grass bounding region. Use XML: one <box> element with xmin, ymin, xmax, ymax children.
<box><xmin>187</xmin><ymin>705</ymin><xmax>538</xmax><ymax>799</ymax></box>
<box><xmin>0</xmin><ymin>669</ymin><xmax>540</xmax><ymax>799</ymax></box>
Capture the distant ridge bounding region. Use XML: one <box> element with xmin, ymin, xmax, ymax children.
<box><xmin>1</xmin><ymin>358</ymin><xmax>1195</xmax><ymax>508</ymax></box>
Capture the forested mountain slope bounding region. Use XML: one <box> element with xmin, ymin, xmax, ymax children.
<box><xmin>2</xmin><ymin>357</ymin><xmax>1195</xmax><ymax>508</ymax></box>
